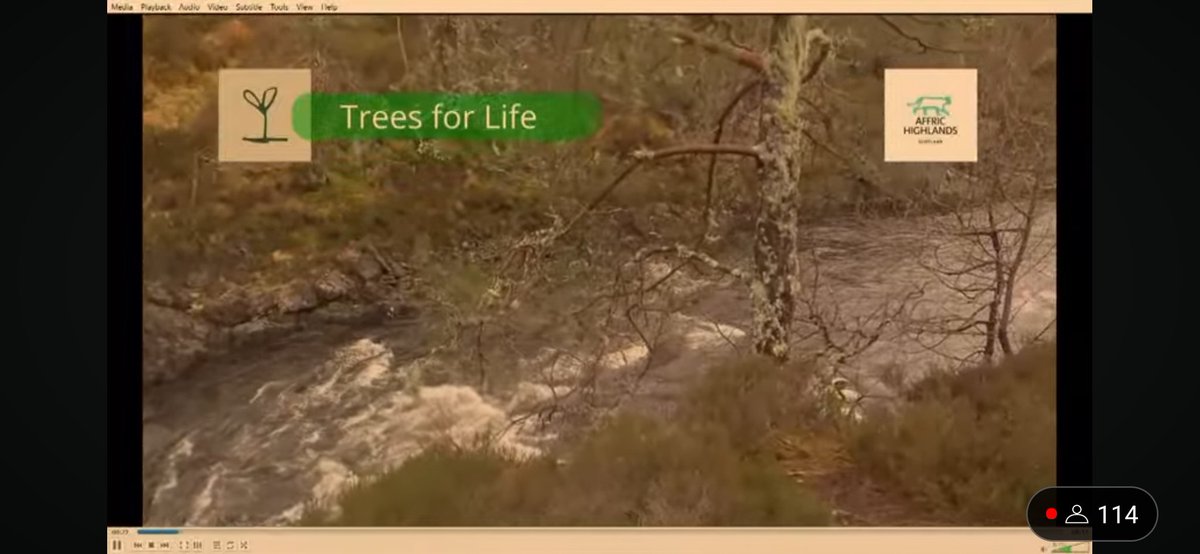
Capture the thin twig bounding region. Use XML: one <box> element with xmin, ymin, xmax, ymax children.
<box><xmin>1032</xmin><ymin>316</ymin><xmax>1057</xmax><ymax>342</ymax></box>
<box><xmin>395</xmin><ymin>17</ymin><xmax>410</xmax><ymax>76</ymax></box>
<box><xmin>558</xmin><ymin>143</ymin><xmax>762</xmax><ymax>240</ymax></box>
<box><xmin>876</xmin><ymin>16</ymin><xmax>966</xmax><ymax>54</ymax></box>
<box><xmin>801</xmin><ymin>32</ymin><xmax>832</xmax><ymax>84</ymax></box>
<box><xmin>707</xmin><ymin>316</ymin><xmax>743</xmax><ymax>355</ymax></box>
<box><xmin>634</xmin><ymin>242</ymin><xmax>750</xmax><ymax>283</ymax></box>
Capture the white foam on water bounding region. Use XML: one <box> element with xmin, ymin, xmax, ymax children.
<box><xmin>251</xmin><ymin>342</ymin><xmax>551</xmax><ymax>523</ymax></box>
<box><xmin>311</xmin><ymin>458</ymin><xmax>356</xmax><ymax>504</ymax></box>
<box><xmin>188</xmin><ymin>464</ymin><xmax>224</xmax><ymax>525</ymax></box>
<box><xmin>506</xmin><ymin>382</ymin><xmax>573</xmax><ymax>413</ymax></box>
<box><xmin>149</xmin><ymin>436</ymin><xmax>195</xmax><ymax>514</ymax></box>
<box><xmin>249</xmin><ymin>380</ymin><xmax>284</xmax><ymax>404</ymax></box>
<box><xmin>677</xmin><ymin>315</ymin><xmax>746</xmax><ymax>350</ymax></box>
<box><xmin>599</xmin><ymin>343</ymin><xmax>651</xmax><ymax>371</ymax></box>
<box><xmin>353</xmin><ymin>358</ymin><xmax>392</xmax><ymax>387</ymax></box>
<box><xmin>272</xmin><ymin>503</ymin><xmax>307</xmax><ymax>525</ymax></box>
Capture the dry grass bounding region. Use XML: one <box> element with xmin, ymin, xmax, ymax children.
<box><xmin>304</xmin><ymin>344</ymin><xmax>1054</xmax><ymax>527</ymax></box>
<box><xmin>848</xmin><ymin>343</ymin><xmax>1056</xmax><ymax>524</ymax></box>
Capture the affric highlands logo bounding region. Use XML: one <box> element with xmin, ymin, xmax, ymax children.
<box><xmin>907</xmin><ymin>95</ymin><xmax>952</xmax><ymax>117</ymax></box>
<box><xmin>884</xmin><ymin>69</ymin><xmax>976</xmax><ymax>162</ymax></box>
<box><xmin>903</xmin><ymin>94</ymin><xmax>958</xmax><ymax>138</ymax></box>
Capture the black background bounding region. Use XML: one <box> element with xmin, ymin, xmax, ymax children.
<box><xmin>1088</xmin><ymin>8</ymin><xmax>1179</xmax><ymax>551</ymax></box>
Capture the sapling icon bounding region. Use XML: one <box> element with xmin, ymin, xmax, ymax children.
<box><xmin>242</xmin><ymin>87</ymin><xmax>288</xmax><ymax>143</ymax></box>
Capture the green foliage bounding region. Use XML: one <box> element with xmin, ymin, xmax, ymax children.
<box><xmin>849</xmin><ymin>344</ymin><xmax>1056</xmax><ymax>524</ymax></box>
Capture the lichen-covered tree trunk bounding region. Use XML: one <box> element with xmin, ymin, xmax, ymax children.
<box><xmin>750</xmin><ymin>16</ymin><xmax>817</xmax><ymax>361</ymax></box>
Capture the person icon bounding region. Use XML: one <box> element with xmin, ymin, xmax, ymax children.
<box><xmin>1065</xmin><ymin>504</ymin><xmax>1089</xmax><ymax>525</ymax></box>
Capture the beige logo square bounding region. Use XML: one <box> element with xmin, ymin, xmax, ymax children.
<box><xmin>218</xmin><ymin>69</ymin><xmax>311</xmax><ymax>162</ymax></box>
<box><xmin>884</xmin><ymin>69</ymin><xmax>977</xmax><ymax>162</ymax></box>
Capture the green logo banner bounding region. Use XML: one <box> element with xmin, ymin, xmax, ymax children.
<box><xmin>292</xmin><ymin>92</ymin><xmax>602</xmax><ymax>141</ymax></box>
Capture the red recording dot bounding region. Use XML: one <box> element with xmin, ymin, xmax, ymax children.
<box><xmin>1045</xmin><ymin>507</ymin><xmax>1058</xmax><ymax>520</ymax></box>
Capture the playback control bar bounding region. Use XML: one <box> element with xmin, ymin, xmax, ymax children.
<box><xmin>109</xmin><ymin>528</ymin><xmax>1075</xmax><ymax>554</ymax></box>
<box><xmin>109</xmin><ymin>529</ymin><xmax>249</xmax><ymax>552</ymax></box>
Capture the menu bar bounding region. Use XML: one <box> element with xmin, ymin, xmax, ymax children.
<box><xmin>111</xmin><ymin>2</ymin><xmax>335</xmax><ymax>12</ymax></box>
<box><xmin>109</xmin><ymin>0</ymin><xmax>1093</xmax><ymax>14</ymax></box>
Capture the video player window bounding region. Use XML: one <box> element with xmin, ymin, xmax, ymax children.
<box><xmin>135</xmin><ymin>12</ymin><xmax>1064</xmax><ymax>531</ymax></box>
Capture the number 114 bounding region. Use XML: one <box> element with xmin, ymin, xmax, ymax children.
<box><xmin>1098</xmin><ymin>505</ymin><xmax>1138</xmax><ymax>524</ymax></box>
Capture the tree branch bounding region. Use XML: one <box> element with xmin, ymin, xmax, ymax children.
<box><xmin>634</xmin><ymin>242</ymin><xmax>750</xmax><ymax>283</ymax></box>
<box><xmin>703</xmin><ymin>79</ymin><xmax>765</xmax><ymax>242</ymax></box>
<box><xmin>545</xmin><ymin>143</ymin><xmax>760</xmax><ymax>251</ymax></box>
<box><xmin>876</xmin><ymin>16</ymin><xmax>965</xmax><ymax>54</ymax></box>
<box><xmin>955</xmin><ymin>227</ymin><xmax>1025</xmax><ymax>237</ymax></box>
<box><xmin>669</xmin><ymin>26</ymin><xmax>767</xmax><ymax>73</ymax></box>
<box><xmin>1032</xmin><ymin>316</ymin><xmax>1057</xmax><ymax>342</ymax></box>
<box><xmin>801</xmin><ymin>129</ymin><xmax>894</xmax><ymax>197</ymax></box>
<box><xmin>635</xmin><ymin>143</ymin><xmax>762</xmax><ymax>161</ymax></box>
<box><xmin>393</xmin><ymin>19</ymin><xmax>413</xmax><ymax>80</ymax></box>
<box><xmin>801</xmin><ymin>30</ymin><xmax>832</xmax><ymax>84</ymax></box>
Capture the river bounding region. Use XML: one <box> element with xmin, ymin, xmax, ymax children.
<box><xmin>142</xmin><ymin>202</ymin><xmax>1056</xmax><ymax>526</ymax></box>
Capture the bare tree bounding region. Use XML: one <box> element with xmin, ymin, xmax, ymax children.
<box><xmin>473</xmin><ymin>16</ymin><xmax>1052</xmax><ymax>381</ymax></box>
<box><xmin>497</xmin><ymin>16</ymin><xmax>832</xmax><ymax>363</ymax></box>
<box><xmin>917</xmin><ymin>33</ymin><xmax>1055</xmax><ymax>364</ymax></box>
